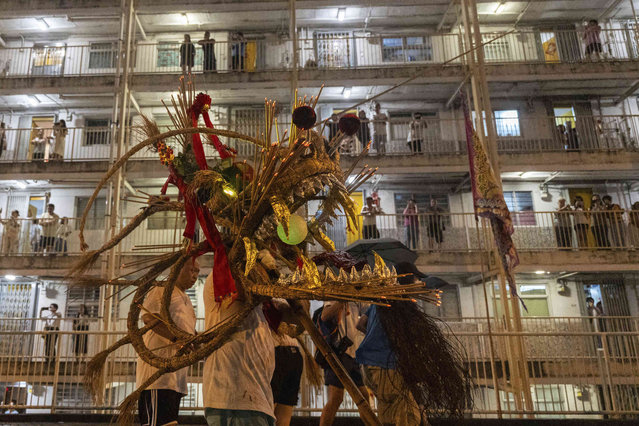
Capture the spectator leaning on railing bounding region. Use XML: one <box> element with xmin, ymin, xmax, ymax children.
<box><xmin>55</xmin><ymin>217</ymin><xmax>72</xmax><ymax>254</ymax></box>
<box><xmin>629</xmin><ymin>202</ymin><xmax>639</xmax><ymax>249</ymax></box>
<box><xmin>589</xmin><ymin>195</ymin><xmax>610</xmax><ymax>248</ymax></box>
<box><xmin>572</xmin><ymin>197</ymin><xmax>590</xmax><ymax>248</ymax></box>
<box><xmin>554</xmin><ymin>198</ymin><xmax>573</xmax><ymax>249</ymax></box>
<box><xmin>583</xmin><ymin>19</ymin><xmax>603</xmax><ymax>61</ymax></box>
<box><xmin>0</xmin><ymin>208</ymin><xmax>21</xmax><ymax>254</ymax></box>
<box><xmin>372</xmin><ymin>102</ymin><xmax>388</xmax><ymax>155</ymax></box>
<box><xmin>39</xmin><ymin>204</ymin><xmax>60</xmax><ymax>254</ymax></box>
<box><xmin>602</xmin><ymin>195</ymin><xmax>626</xmax><ymax>248</ymax></box>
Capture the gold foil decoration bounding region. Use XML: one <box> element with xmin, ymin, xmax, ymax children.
<box><xmin>301</xmin><ymin>255</ymin><xmax>322</xmax><ymax>289</ymax></box>
<box><xmin>308</xmin><ymin>222</ymin><xmax>335</xmax><ymax>252</ymax></box>
<box><xmin>243</xmin><ymin>237</ymin><xmax>258</xmax><ymax>276</ymax></box>
<box><xmin>270</xmin><ymin>195</ymin><xmax>291</xmax><ymax>236</ymax></box>
<box><xmin>373</xmin><ymin>251</ymin><xmax>387</xmax><ymax>275</ymax></box>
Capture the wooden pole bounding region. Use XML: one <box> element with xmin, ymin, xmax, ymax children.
<box><xmin>291</xmin><ymin>301</ymin><xmax>382</xmax><ymax>426</ymax></box>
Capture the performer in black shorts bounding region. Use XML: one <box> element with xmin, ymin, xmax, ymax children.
<box><xmin>138</xmin><ymin>389</ymin><xmax>183</xmax><ymax>426</ymax></box>
<box><xmin>271</xmin><ymin>339</ymin><xmax>304</xmax><ymax>426</ymax></box>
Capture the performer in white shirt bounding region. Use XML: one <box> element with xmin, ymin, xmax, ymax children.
<box><xmin>136</xmin><ymin>258</ymin><xmax>199</xmax><ymax>426</ymax></box>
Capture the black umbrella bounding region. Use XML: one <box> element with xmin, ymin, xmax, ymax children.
<box><xmin>345</xmin><ymin>238</ymin><xmax>418</xmax><ymax>265</ymax></box>
<box><xmin>346</xmin><ymin>239</ymin><xmax>450</xmax><ymax>289</ymax></box>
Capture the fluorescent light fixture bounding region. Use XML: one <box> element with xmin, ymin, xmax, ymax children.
<box><xmin>5</xmin><ymin>275</ymin><xmax>16</xmax><ymax>281</ymax></box>
<box><xmin>342</xmin><ymin>87</ymin><xmax>351</xmax><ymax>98</ymax></box>
<box><xmin>494</xmin><ymin>2</ymin><xmax>506</xmax><ymax>14</ymax></box>
<box><xmin>535</xmin><ymin>270</ymin><xmax>546</xmax><ymax>275</ymax></box>
<box><xmin>15</xmin><ymin>181</ymin><xmax>27</xmax><ymax>189</ymax></box>
<box><xmin>337</xmin><ymin>8</ymin><xmax>346</xmax><ymax>21</ymax></box>
<box><xmin>180</xmin><ymin>13</ymin><xmax>189</xmax><ymax>25</ymax></box>
<box><xmin>37</xmin><ymin>17</ymin><xmax>50</xmax><ymax>30</ymax></box>
<box><xmin>519</xmin><ymin>171</ymin><xmax>534</xmax><ymax>179</ymax></box>
<box><xmin>346</xmin><ymin>175</ymin><xmax>356</xmax><ymax>184</ymax></box>
<box><xmin>28</xmin><ymin>95</ymin><xmax>41</xmax><ymax>106</ymax></box>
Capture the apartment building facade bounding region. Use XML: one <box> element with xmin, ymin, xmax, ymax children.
<box><xmin>0</xmin><ymin>0</ymin><xmax>638</xmax><ymax>419</ymax></box>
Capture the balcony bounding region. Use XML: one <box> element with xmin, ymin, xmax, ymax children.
<box><xmin>1</xmin><ymin>115</ymin><xmax>638</xmax><ymax>179</ymax></box>
<box><xmin>0</xmin><ymin>316</ymin><xmax>637</xmax><ymax>417</ymax></box>
<box><xmin>2</xmin><ymin>211</ymin><xmax>638</xmax><ymax>274</ymax></box>
<box><xmin>1</xmin><ymin>29</ymin><xmax>638</xmax><ymax>94</ymax></box>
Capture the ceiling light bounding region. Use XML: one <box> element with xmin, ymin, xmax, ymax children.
<box><xmin>180</xmin><ymin>13</ymin><xmax>189</xmax><ymax>25</ymax></box>
<box><xmin>337</xmin><ymin>8</ymin><xmax>346</xmax><ymax>21</ymax></box>
<box><xmin>342</xmin><ymin>87</ymin><xmax>351</xmax><ymax>99</ymax></box>
<box><xmin>15</xmin><ymin>181</ymin><xmax>27</xmax><ymax>189</ymax></box>
<box><xmin>494</xmin><ymin>2</ymin><xmax>506</xmax><ymax>14</ymax></box>
<box><xmin>28</xmin><ymin>95</ymin><xmax>41</xmax><ymax>106</ymax></box>
<box><xmin>37</xmin><ymin>17</ymin><xmax>50</xmax><ymax>30</ymax></box>
<box><xmin>519</xmin><ymin>171</ymin><xmax>534</xmax><ymax>179</ymax></box>
<box><xmin>535</xmin><ymin>270</ymin><xmax>546</xmax><ymax>275</ymax></box>
<box><xmin>5</xmin><ymin>275</ymin><xmax>16</xmax><ymax>281</ymax></box>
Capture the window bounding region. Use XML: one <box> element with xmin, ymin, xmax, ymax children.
<box><xmin>147</xmin><ymin>210</ymin><xmax>181</xmax><ymax>230</ymax></box>
<box><xmin>84</xmin><ymin>119</ymin><xmax>111</xmax><ymax>146</ymax></box>
<box><xmin>65</xmin><ymin>286</ymin><xmax>100</xmax><ymax>318</ymax></box>
<box><xmin>533</xmin><ymin>386</ymin><xmax>565</xmax><ymax>417</ymax></box>
<box><xmin>382</xmin><ymin>36</ymin><xmax>432</xmax><ymax>62</ymax></box>
<box><xmin>494</xmin><ymin>110</ymin><xmax>521</xmax><ymax>137</ymax></box>
<box><xmin>503</xmin><ymin>190</ymin><xmax>536</xmax><ymax>225</ymax></box>
<box><xmin>156</xmin><ymin>41</ymin><xmax>203</xmax><ymax>68</ymax></box>
<box><xmin>482</xmin><ymin>37</ymin><xmax>510</xmax><ymax>62</ymax></box>
<box><xmin>88</xmin><ymin>42</ymin><xmax>117</xmax><ymax>69</ymax></box>
<box><xmin>75</xmin><ymin>197</ymin><xmax>106</xmax><ymax>230</ymax></box>
<box><xmin>495</xmin><ymin>284</ymin><xmax>549</xmax><ymax>317</ymax></box>
<box><xmin>472</xmin><ymin>110</ymin><xmax>521</xmax><ymax>137</ymax></box>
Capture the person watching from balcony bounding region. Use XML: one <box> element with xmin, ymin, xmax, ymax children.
<box><xmin>199</xmin><ymin>31</ymin><xmax>217</xmax><ymax>73</ymax></box>
<box><xmin>180</xmin><ymin>34</ymin><xmax>196</xmax><ymax>75</ymax></box>
<box><xmin>555</xmin><ymin>124</ymin><xmax>568</xmax><ymax>149</ymax></box>
<box><xmin>327</xmin><ymin>113</ymin><xmax>339</xmax><ymax>142</ymax></box>
<box><xmin>231</xmin><ymin>32</ymin><xmax>246</xmax><ymax>71</ymax></box>
<box><xmin>39</xmin><ymin>204</ymin><xmax>59</xmax><ymax>255</ymax></box>
<box><xmin>554</xmin><ymin>198</ymin><xmax>573</xmax><ymax>249</ymax></box>
<box><xmin>0</xmin><ymin>122</ymin><xmax>6</xmax><ymax>159</ymax></box>
<box><xmin>0</xmin><ymin>209</ymin><xmax>21</xmax><ymax>254</ymax></box>
<box><xmin>565</xmin><ymin>121</ymin><xmax>579</xmax><ymax>151</ymax></box>
<box><xmin>136</xmin><ymin>258</ymin><xmax>199</xmax><ymax>426</ymax></box>
<box><xmin>357</xmin><ymin>110</ymin><xmax>371</xmax><ymax>151</ymax></box>
<box><xmin>30</xmin><ymin>218</ymin><xmax>41</xmax><ymax>253</ymax></box>
<box><xmin>628</xmin><ymin>201</ymin><xmax>639</xmax><ymax>249</ymax></box>
<box><xmin>407</xmin><ymin>112</ymin><xmax>426</xmax><ymax>154</ymax></box>
<box><xmin>602</xmin><ymin>195</ymin><xmax>625</xmax><ymax>248</ymax></box>
<box><xmin>51</xmin><ymin>119</ymin><xmax>67</xmax><ymax>160</ymax></box>
<box><xmin>372</xmin><ymin>103</ymin><xmax>388</xmax><ymax>155</ymax></box>
<box><xmin>584</xmin><ymin>19</ymin><xmax>602</xmax><ymax>61</ymax></box>
<box><xmin>4</xmin><ymin>400</ymin><xmax>19</xmax><ymax>414</ymax></box>
<box><xmin>55</xmin><ymin>217</ymin><xmax>72</xmax><ymax>255</ymax></box>
<box><xmin>425</xmin><ymin>198</ymin><xmax>445</xmax><ymax>251</ymax></box>
<box><xmin>403</xmin><ymin>198</ymin><xmax>419</xmax><ymax>250</ymax></box>
<box><xmin>31</xmin><ymin>128</ymin><xmax>49</xmax><ymax>161</ymax></box>
<box><xmin>572</xmin><ymin>197</ymin><xmax>590</xmax><ymax>249</ymax></box>
<box><xmin>356</xmin><ymin>262</ymin><xmax>422</xmax><ymax>426</ymax></box>
<box><xmin>40</xmin><ymin>303</ymin><xmax>61</xmax><ymax>364</ymax></box>
<box><xmin>361</xmin><ymin>196</ymin><xmax>382</xmax><ymax>239</ymax></box>
<box><xmin>73</xmin><ymin>304</ymin><xmax>90</xmax><ymax>357</ymax></box>
<box><xmin>318</xmin><ymin>301</ymin><xmax>368</xmax><ymax>426</ymax></box>
<box><xmin>589</xmin><ymin>195</ymin><xmax>610</xmax><ymax>248</ymax></box>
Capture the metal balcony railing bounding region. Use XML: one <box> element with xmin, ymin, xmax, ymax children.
<box><xmin>0</xmin><ymin>28</ymin><xmax>637</xmax><ymax>78</ymax></box>
<box><xmin>1</xmin><ymin>115</ymin><xmax>637</xmax><ymax>163</ymax></box>
<box><xmin>2</xmin><ymin>211</ymin><xmax>638</xmax><ymax>258</ymax></box>
<box><xmin>0</xmin><ymin>316</ymin><xmax>637</xmax><ymax>416</ymax></box>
